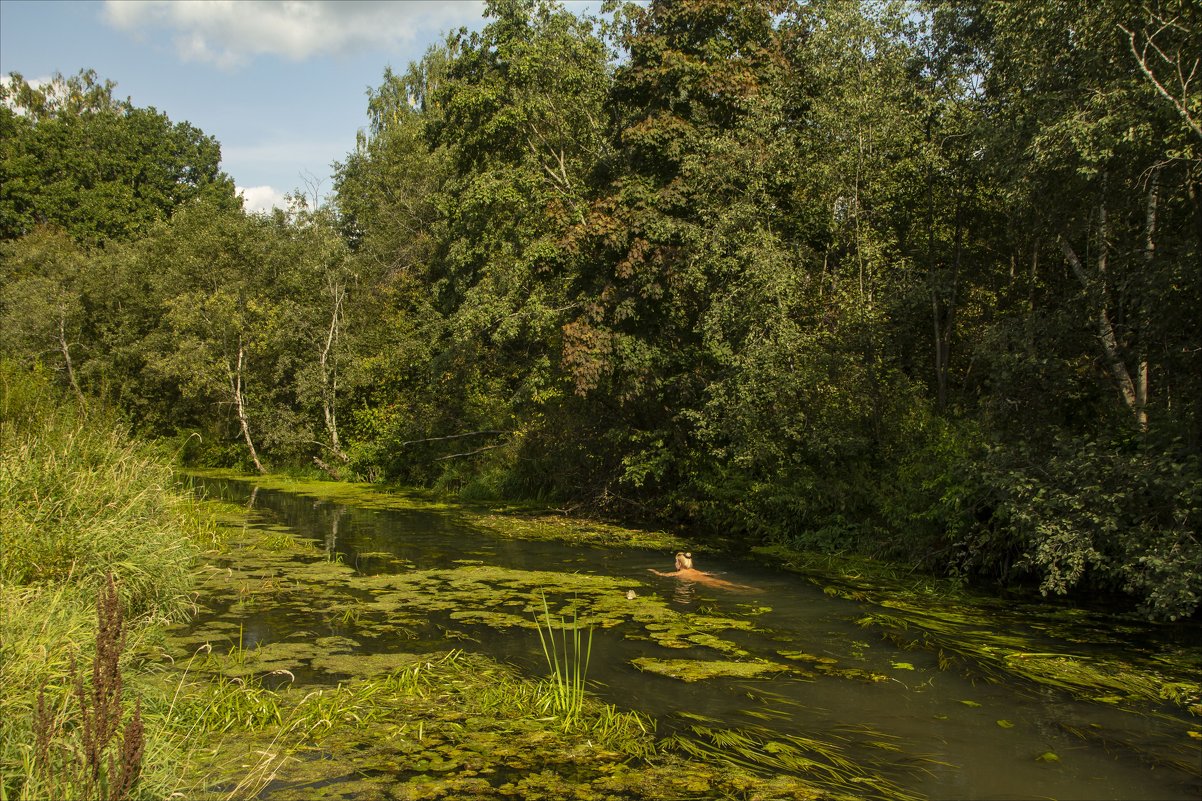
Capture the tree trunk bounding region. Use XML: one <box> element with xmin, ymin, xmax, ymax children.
<box><xmin>1188</xmin><ymin>171</ymin><xmax>1202</xmax><ymax>450</ymax></box>
<box><xmin>1059</xmin><ymin>237</ymin><xmax>1143</xmax><ymax>429</ymax></box>
<box><xmin>1133</xmin><ymin>169</ymin><xmax>1160</xmax><ymax>431</ymax></box>
<box><xmin>57</xmin><ymin>310</ymin><xmax>85</xmax><ymax>407</ymax></box>
<box><xmin>930</xmin><ymin>178</ymin><xmax>962</xmax><ymax>414</ymax></box>
<box><xmin>229</xmin><ymin>335</ymin><xmax>266</xmax><ymax>473</ymax></box>
<box><xmin>319</xmin><ymin>280</ymin><xmax>347</xmax><ymax>460</ymax></box>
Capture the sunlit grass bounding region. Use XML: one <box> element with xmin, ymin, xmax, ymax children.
<box><xmin>0</xmin><ymin>365</ymin><xmax>220</xmax><ymax>800</ymax></box>
<box><xmin>534</xmin><ymin>592</ymin><xmax>593</xmax><ymax>730</ymax></box>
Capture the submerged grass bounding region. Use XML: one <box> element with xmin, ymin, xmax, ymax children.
<box><xmin>665</xmin><ymin>722</ymin><xmax>922</xmax><ymax>801</ymax></box>
<box><xmin>853</xmin><ymin>605</ymin><xmax>1202</xmax><ymax>716</ymax></box>
<box><xmin>169</xmin><ymin>650</ymin><xmax>667</xmax><ymax>798</ymax></box>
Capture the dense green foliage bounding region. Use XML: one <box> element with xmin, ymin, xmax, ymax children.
<box><xmin>2</xmin><ymin>0</ymin><xmax>1199</xmax><ymax>620</ymax></box>
<box><xmin>0</xmin><ymin>70</ymin><xmax>237</xmax><ymax>243</ymax></box>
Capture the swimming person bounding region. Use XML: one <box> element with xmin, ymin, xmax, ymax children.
<box><xmin>649</xmin><ymin>551</ymin><xmax>755</xmax><ymax>591</ymax></box>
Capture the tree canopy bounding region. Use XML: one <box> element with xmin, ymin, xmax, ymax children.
<box><xmin>0</xmin><ymin>69</ymin><xmax>237</xmax><ymax>243</ymax></box>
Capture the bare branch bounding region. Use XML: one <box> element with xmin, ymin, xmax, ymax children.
<box><xmin>1120</xmin><ymin>20</ymin><xmax>1202</xmax><ymax>141</ymax></box>
<box><xmin>400</xmin><ymin>430</ymin><xmax>508</xmax><ymax>447</ymax></box>
<box><xmin>434</xmin><ymin>443</ymin><xmax>506</xmax><ymax>461</ymax></box>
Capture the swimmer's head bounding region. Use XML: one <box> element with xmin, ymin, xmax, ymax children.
<box><xmin>674</xmin><ymin>551</ymin><xmax>694</xmax><ymax>570</ymax></box>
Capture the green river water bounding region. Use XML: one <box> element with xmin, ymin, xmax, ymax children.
<box><xmin>174</xmin><ymin>476</ymin><xmax>1202</xmax><ymax>801</ymax></box>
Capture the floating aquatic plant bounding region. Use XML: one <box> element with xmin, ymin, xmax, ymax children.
<box><xmin>631</xmin><ymin>657</ymin><xmax>790</xmax><ymax>683</ymax></box>
<box><xmin>855</xmin><ymin>608</ymin><xmax>1202</xmax><ymax>714</ymax></box>
<box><xmin>665</xmin><ymin>722</ymin><xmax>924</xmax><ymax>801</ymax></box>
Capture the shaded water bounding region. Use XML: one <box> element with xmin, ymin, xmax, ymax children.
<box><xmin>189</xmin><ymin>479</ymin><xmax>1201</xmax><ymax>801</ymax></box>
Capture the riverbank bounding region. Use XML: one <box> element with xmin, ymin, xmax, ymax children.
<box><xmin>0</xmin><ymin>373</ymin><xmax>848</xmax><ymax>801</ymax></box>
<box><xmin>0</xmin><ymin>367</ymin><xmax>218</xmax><ymax>800</ymax></box>
<box><xmin>5</xmin><ymin>396</ymin><xmax>1196</xmax><ymax>801</ymax></box>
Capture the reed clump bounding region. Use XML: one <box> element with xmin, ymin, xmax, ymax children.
<box><xmin>534</xmin><ymin>592</ymin><xmax>593</xmax><ymax>730</ymax></box>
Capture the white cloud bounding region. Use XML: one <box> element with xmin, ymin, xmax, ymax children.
<box><xmin>103</xmin><ymin>1</ymin><xmax>484</xmax><ymax>69</ymax></box>
<box><xmin>238</xmin><ymin>185</ymin><xmax>289</xmax><ymax>214</ymax></box>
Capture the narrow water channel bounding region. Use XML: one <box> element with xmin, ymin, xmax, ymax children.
<box><xmin>187</xmin><ymin>478</ymin><xmax>1201</xmax><ymax>801</ymax></box>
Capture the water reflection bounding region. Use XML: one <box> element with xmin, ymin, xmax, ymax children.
<box><xmin>324</xmin><ymin>506</ymin><xmax>345</xmax><ymax>561</ymax></box>
<box><xmin>671</xmin><ymin>580</ymin><xmax>696</xmax><ymax>606</ymax></box>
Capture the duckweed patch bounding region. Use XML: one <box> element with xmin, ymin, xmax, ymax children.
<box><xmin>632</xmin><ymin>657</ymin><xmax>792</xmax><ymax>682</ymax></box>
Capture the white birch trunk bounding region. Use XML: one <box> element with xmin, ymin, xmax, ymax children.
<box><xmin>229</xmin><ymin>335</ymin><xmax>266</xmax><ymax>473</ymax></box>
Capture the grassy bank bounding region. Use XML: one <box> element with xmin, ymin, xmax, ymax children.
<box><xmin>0</xmin><ymin>365</ymin><xmax>218</xmax><ymax>799</ymax></box>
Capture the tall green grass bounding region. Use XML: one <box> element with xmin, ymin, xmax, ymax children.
<box><xmin>534</xmin><ymin>593</ymin><xmax>593</xmax><ymax>730</ymax></box>
<box><xmin>0</xmin><ymin>363</ymin><xmax>215</xmax><ymax>800</ymax></box>
<box><xmin>1</xmin><ymin>363</ymin><xmax>215</xmax><ymax>617</ymax></box>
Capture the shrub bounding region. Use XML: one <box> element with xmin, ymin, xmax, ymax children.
<box><xmin>941</xmin><ymin>433</ymin><xmax>1202</xmax><ymax>621</ymax></box>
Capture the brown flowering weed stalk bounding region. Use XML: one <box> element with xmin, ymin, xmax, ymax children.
<box><xmin>29</xmin><ymin>572</ymin><xmax>144</xmax><ymax>801</ymax></box>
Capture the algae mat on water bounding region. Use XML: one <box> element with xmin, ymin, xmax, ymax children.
<box><xmin>162</xmin><ymin>492</ymin><xmax>908</xmax><ymax>800</ymax></box>
<box><xmin>178</xmin><ymin>649</ymin><xmax>848</xmax><ymax>801</ymax></box>
<box><xmin>165</xmin><ymin>542</ymin><xmax>767</xmax><ymax>680</ymax></box>
<box><xmin>169</xmin><ymin>488</ymin><xmax>767</xmax><ymax>679</ymax></box>
<box><xmin>632</xmin><ymin>657</ymin><xmax>792</xmax><ymax>682</ymax></box>
<box><xmin>752</xmin><ymin>544</ymin><xmax>1202</xmax><ymax>716</ymax></box>
<box><xmin>183</xmin><ymin>468</ymin><xmax>687</xmax><ymax>550</ymax></box>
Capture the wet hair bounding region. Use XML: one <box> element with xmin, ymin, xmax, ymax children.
<box><xmin>674</xmin><ymin>551</ymin><xmax>694</xmax><ymax>570</ymax></box>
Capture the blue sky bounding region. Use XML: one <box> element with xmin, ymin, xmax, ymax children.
<box><xmin>0</xmin><ymin>1</ymin><xmax>500</xmax><ymax>212</ymax></box>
